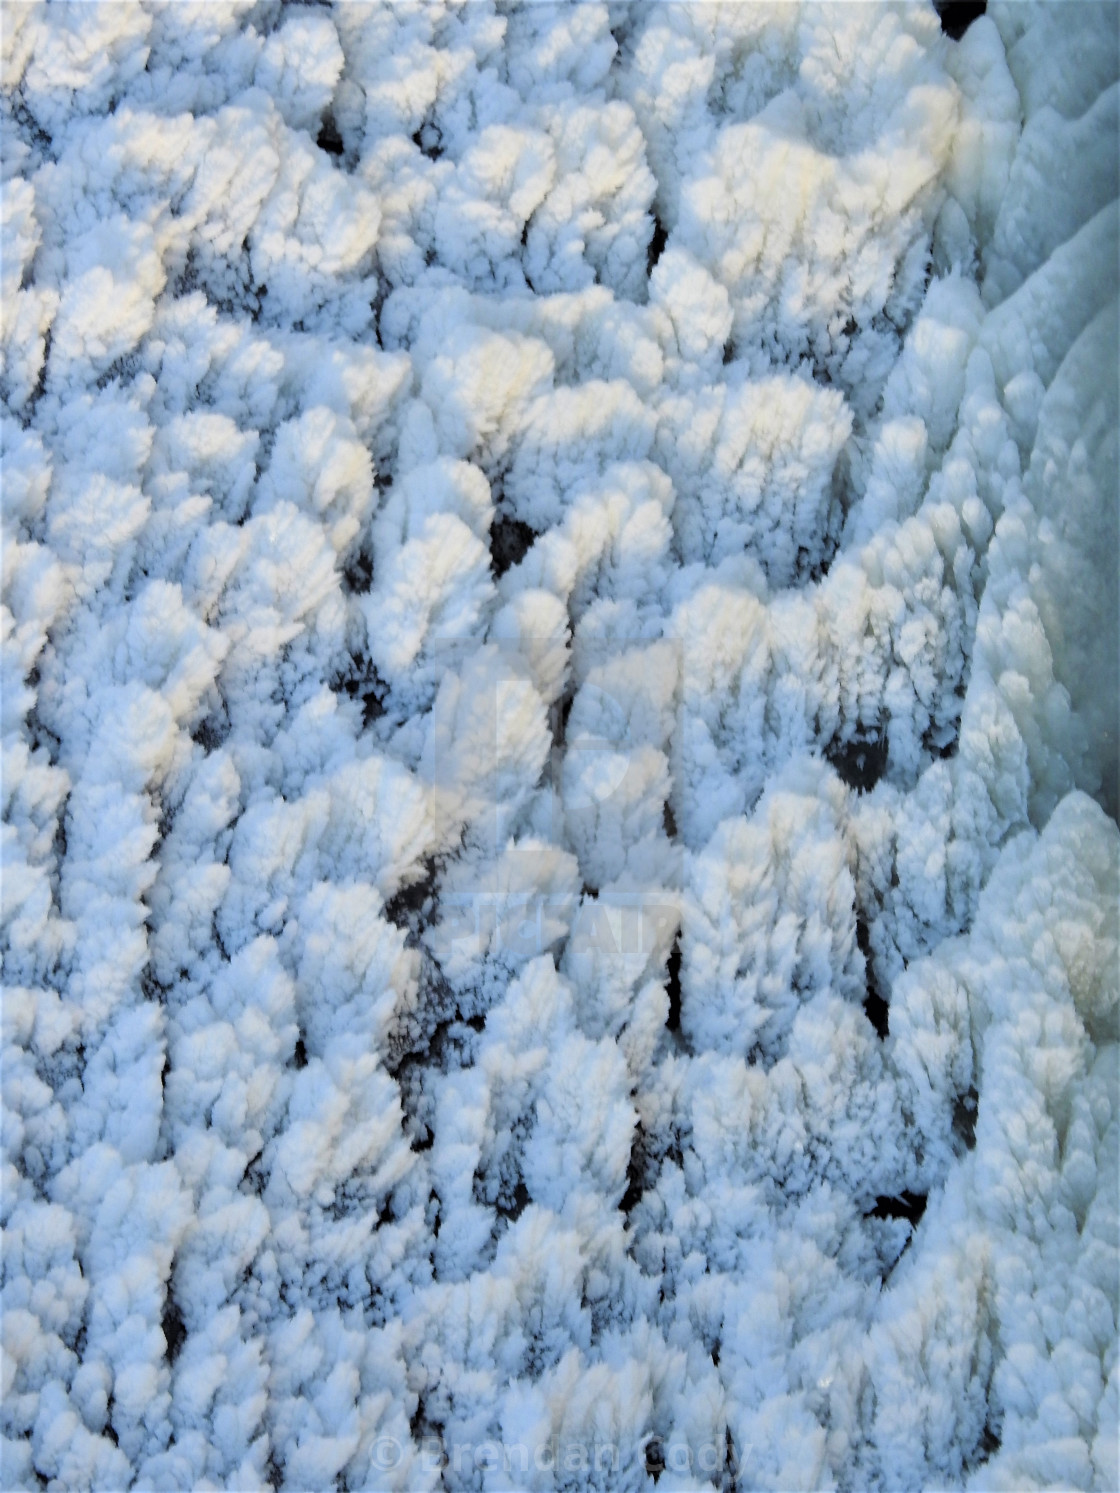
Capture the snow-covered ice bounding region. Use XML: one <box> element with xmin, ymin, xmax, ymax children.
<box><xmin>1</xmin><ymin>3</ymin><xmax>1117</xmax><ymax>1489</ymax></box>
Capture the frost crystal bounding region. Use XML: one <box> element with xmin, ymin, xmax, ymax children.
<box><xmin>2</xmin><ymin>3</ymin><xmax>1116</xmax><ymax>1489</ymax></box>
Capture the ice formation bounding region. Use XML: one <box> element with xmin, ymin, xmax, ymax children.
<box><xmin>2</xmin><ymin>3</ymin><xmax>1117</xmax><ymax>1489</ymax></box>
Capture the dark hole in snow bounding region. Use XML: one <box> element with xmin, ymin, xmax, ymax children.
<box><xmin>645</xmin><ymin>1437</ymin><xmax>665</xmax><ymax>1481</ymax></box>
<box><xmin>141</xmin><ymin>966</ymin><xmax>168</xmax><ymax>1004</ymax></box>
<box><xmin>663</xmin><ymin>798</ymin><xmax>677</xmax><ymax>839</ymax></box>
<box><xmin>549</xmin><ymin>691</ymin><xmax>575</xmax><ymax>755</ymax></box>
<box><xmin>293</xmin><ymin>1036</ymin><xmax>308</xmax><ymax>1069</ymax></box>
<box><xmin>934</xmin><ymin>1</ymin><xmax>986</xmax><ymax>40</ymax></box>
<box><xmin>953</xmin><ymin>1084</ymin><xmax>979</xmax><ymax>1150</ymax></box>
<box><xmin>334</xmin><ymin>650</ymin><xmax>387</xmax><ymax>727</ymax></box>
<box><xmin>212</xmin><ymin>915</ymin><xmax>231</xmax><ymax>963</ymax></box>
<box><xmin>929</xmin><ymin>721</ymin><xmax>960</xmax><ymax>761</ymax></box>
<box><xmin>797</xmin><ymin>542</ymin><xmax>832</xmax><ymax>584</ymax></box>
<box><xmin>490</xmin><ymin>514</ymin><xmax>535</xmax><ymax>578</ymax></box>
<box><xmin>361</xmin><ymin>691</ymin><xmax>385</xmax><ymax>729</ymax></box>
<box><xmin>410</xmin><ymin>1400</ymin><xmax>446</xmax><ymax>1461</ymax></box>
<box><xmin>27</xmin><ymin>324</ymin><xmax>51</xmax><ymax>414</ymax></box>
<box><xmin>383</xmin><ymin>859</ymin><xmax>439</xmax><ymax>941</ymax></box>
<box><xmin>497</xmin><ymin>1178</ymin><xmax>531</xmax><ymax>1222</ymax></box>
<box><xmin>711</xmin><ymin>1340</ymin><xmax>720</xmax><ymax>1367</ymax></box>
<box><xmin>825</xmin><ymin>730</ymin><xmax>888</xmax><ymax>793</ymax></box>
<box><xmin>316</xmin><ymin>113</ymin><xmax>344</xmax><ymax>156</ymax></box>
<box><xmin>870</xmin><ymin>1190</ymin><xmax>927</xmax><ymax>1227</ymax></box>
<box><xmin>857</xmin><ymin>915</ymin><xmax>890</xmax><ymax>1038</ymax></box>
<box><xmin>388</xmin><ymin>967</ymin><xmax>464</xmax><ymax>1079</ymax></box>
<box><xmin>665</xmin><ymin>935</ymin><xmax>682</xmax><ymax>1032</ymax></box>
<box><xmin>411</xmin><ymin>122</ymin><xmax>443</xmax><ymax>160</ymax></box>
<box><xmin>27</xmin><ymin>702</ymin><xmax>62</xmax><ymax>769</ymax></box>
<box><xmin>240</xmin><ymin>1154</ymin><xmax>264</xmax><ymax>1195</ymax></box>
<box><xmin>340</xmin><ymin>545</ymin><xmax>373</xmax><ymax>595</ymax></box>
<box><xmin>620</xmin><ymin>1123</ymin><xmax>646</xmax><ymax>1214</ymax></box>
<box><xmin>192</xmin><ymin>712</ymin><xmax>229</xmax><ymax>754</ymax></box>
<box><xmin>863</xmin><ymin>983</ymin><xmax>890</xmax><ymax>1039</ymax></box>
<box><xmin>647</xmin><ymin>214</ymin><xmax>668</xmax><ymax>277</ymax></box>
<box><xmin>11</xmin><ymin>97</ymin><xmax>53</xmax><ymax>157</ymax></box>
<box><xmin>976</xmin><ymin>1421</ymin><xmax>1001</xmax><ymax>1463</ymax></box>
<box><xmin>413</xmin><ymin>1125</ymin><xmax>434</xmax><ymax>1153</ymax></box>
<box><xmin>95</xmin><ymin>352</ymin><xmax>140</xmax><ymax>393</ymax></box>
<box><xmin>104</xmin><ymin>1416</ymin><xmax>119</xmax><ymax>1447</ymax></box>
<box><xmin>265</xmin><ymin>1452</ymin><xmax>283</xmax><ymax>1491</ymax></box>
<box><xmin>161</xmin><ymin>1292</ymin><xmax>186</xmax><ymax>1364</ymax></box>
<box><xmin>722</xmin><ymin>339</ymin><xmax>735</xmax><ymax>365</ymax></box>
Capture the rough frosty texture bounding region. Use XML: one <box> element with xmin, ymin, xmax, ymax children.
<box><xmin>1</xmin><ymin>3</ymin><xmax>1117</xmax><ymax>1491</ymax></box>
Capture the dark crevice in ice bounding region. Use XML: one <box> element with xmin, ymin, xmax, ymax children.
<box><xmin>857</xmin><ymin>915</ymin><xmax>890</xmax><ymax>1039</ymax></box>
<box><xmin>869</xmin><ymin>1190</ymin><xmax>927</xmax><ymax>1227</ymax></box>
<box><xmin>934</xmin><ymin>2</ymin><xmax>986</xmax><ymax>41</ymax></box>
<box><xmin>340</xmin><ymin>544</ymin><xmax>373</xmax><ymax>595</ymax></box>
<box><xmin>333</xmin><ymin>651</ymin><xmax>387</xmax><ymax>728</ymax></box>
<box><xmin>620</xmin><ymin>1122</ymin><xmax>647</xmax><ymax>1214</ymax></box>
<box><xmin>665</xmin><ymin>935</ymin><xmax>682</xmax><ymax>1033</ymax></box>
<box><xmin>411</xmin><ymin>121</ymin><xmax>443</xmax><ymax>160</ymax></box>
<box><xmin>490</xmin><ymin>514</ymin><xmax>535</xmax><ymax>579</ymax></box>
<box><xmin>162</xmin><ymin>1290</ymin><xmax>186</xmax><ymax>1365</ymax></box>
<box><xmin>383</xmin><ymin>857</ymin><xmax>440</xmax><ymax>944</ymax></box>
<box><xmin>825</xmin><ymin>730</ymin><xmax>888</xmax><ymax>794</ymax></box>
<box><xmin>191</xmin><ymin>707</ymin><xmax>230</xmax><ymax>754</ymax></box>
<box><xmin>974</xmin><ymin>1420</ymin><xmax>1002</xmax><ymax>1466</ymax></box>
<box><xmin>647</xmin><ymin>215</ymin><xmax>668</xmax><ymax>277</ymax></box>
<box><xmin>952</xmin><ymin>1084</ymin><xmax>979</xmax><ymax>1151</ymax></box>
<box><xmin>645</xmin><ymin>1437</ymin><xmax>665</xmax><ymax>1483</ymax></box>
<box><xmin>316</xmin><ymin>114</ymin><xmax>344</xmax><ymax>157</ymax></box>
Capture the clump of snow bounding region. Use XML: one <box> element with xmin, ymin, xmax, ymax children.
<box><xmin>2</xmin><ymin>2</ymin><xmax>1117</xmax><ymax>1489</ymax></box>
